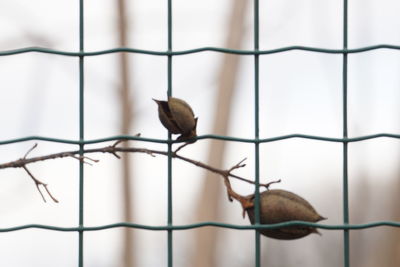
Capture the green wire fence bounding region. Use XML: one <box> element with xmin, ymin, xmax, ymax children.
<box><xmin>1</xmin><ymin>0</ymin><xmax>400</xmax><ymax>267</ymax></box>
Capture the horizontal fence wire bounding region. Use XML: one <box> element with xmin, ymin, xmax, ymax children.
<box><xmin>1</xmin><ymin>45</ymin><xmax>400</xmax><ymax>57</ymax></box>
<box><xmin>1</xmin><ymin>133</ymin><xmax>400</xmax><ymax>145</ymax></box>
<box><xmin>1</xmin><ymin>221</ymin><xmax>400</xmax><ymax>233</ymax></box>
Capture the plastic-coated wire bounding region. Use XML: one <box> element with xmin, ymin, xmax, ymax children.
<box><xmin>342</xmin><ymin>1</ymin><xmax>350</xmax><ymax>266</ymax></box>
<box><xmin>167</xmin><ymin>0</ymin><xmax>173</xmax><ymax>266</ymax></box>
<box><xmin>1</xmin><ymin>44</ymin><xmax>400</xmax><ymax>57</ymax></box>
<box><xmin>253</xmin><ymin>1</ymin><xmax>261</xmax><ymax>266</ymax></box>
<box><xmin>78</xmin><ymin>0</ymin><xmax>85</xmax><ymax>266</ymax></box>
<box><xmin>1</xmin><ymin>133</ymin><xmax>399</xmax><ymax>146</ymax></box>
<box><xmin>1</xmin><ymin>221</ymin><xmax>399</xmax><ymax>233</ymax></box>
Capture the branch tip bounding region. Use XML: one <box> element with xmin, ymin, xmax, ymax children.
<box><xmin>262</xmin><ymin>179</ymin><xmax>281</xmax><ymax>189</ymax></box>
<box><xmin>24</xmin><ymin>143</ymin><xmax>38</xmax><ymax>159</ymax></box>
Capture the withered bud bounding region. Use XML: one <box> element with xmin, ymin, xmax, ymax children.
<box><xmin>153</xmin><ymin>97</ymin><xmax>198</xmax><ymax>142</ymax></box>
<box><xmin>246</xmin><ymin>189</ymin><xmax>326</xmax><ymax>240</ymax></box>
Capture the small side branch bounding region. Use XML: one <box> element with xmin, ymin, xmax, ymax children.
<box><xmin>24</xmin><ymin>143</ymin><xmax>38</xmax><ymax>158</ymax></box>
<box><xmin>22</xmin><ymin>165</ymin><xmax>59</xmax><ymax>203</ymax></box>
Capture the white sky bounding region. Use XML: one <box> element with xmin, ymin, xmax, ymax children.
<box><xmin>0</xmin><ymin>0</ymin><xmax>399</xmax><ymax>266</ymax></box>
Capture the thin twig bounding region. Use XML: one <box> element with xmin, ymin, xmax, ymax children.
<box><xmin>70</xmin><ymin>155</ymin><xmax>99</xmax><ymax>165</ymax></box>
<box><xmin>228</xmin><ymin>157</ymin><xmax>247</xmax><ymax>172</ymax></box>
<box><xmin>43</xmin><ymin>184</ymin><xmax>59</xmax><ymax>203</ymax></box>
<box><xmin>24</xmin><ymin>143</ymin><xmax>38</xmax><ymax>159</ymax></box>
<box><xmin>22</xmin><ymin>165</ymin><xmax>46</xmax><ymax>202</ymax></box>
<box><xmin>173</xmin><ymin>142</ymin><xmax>190</xmax><ymax>154</ymax></box>
<box><xmin>22</xmin><ymin>165</ymin><xmax>59</xmax><ymax>203</ymax></box>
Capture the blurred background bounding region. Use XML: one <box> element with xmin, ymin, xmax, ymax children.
<box><xmin>0</xmin><ymin>0</ymin><xmax>399</xmax><ymax>266</ymax></box>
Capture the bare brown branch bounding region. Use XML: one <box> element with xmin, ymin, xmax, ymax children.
<box><xmin>0</xmin><ymin>139</ymin><xmax>279</xmax><ymax>205</ymax></box>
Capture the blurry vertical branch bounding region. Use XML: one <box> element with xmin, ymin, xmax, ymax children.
<box><xmin>192</xmin><ymin>1</ymin><xmax>249</xmax><ymax>267</ymax></box>
<box><xmin>116</xmin><ymin>0</ymin><xmax>135</xmax><ymax>266</ymax></box>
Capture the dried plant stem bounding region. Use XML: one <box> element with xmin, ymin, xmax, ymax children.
<box><xmin>0</xmin><ymin>141</ymin><xmax>279</xmax><ymax>203</ymax></box>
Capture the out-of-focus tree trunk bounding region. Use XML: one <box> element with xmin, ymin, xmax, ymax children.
<box><xmin>117</xmin><ymin>0</ymin><xmax>135</xmax><ymax>266</ymax></box>
<box><xmin>383</xmin><ymin>176</ymin><xmax>400</xmax><ymax>266</ymax></box>
<box><xmin>352</xmin><ymin>174</ymin><xmax>400</xmax><ymax>267</ymax></box>
<box><xmin>192</xmin><ymin>1</ymin><xmax>249</xmax><ymax>267</ymax></box>
<box><xmin>351</xmin><ymin>106</ymin><xmax>400</xmax><ymax>267</ymax></box>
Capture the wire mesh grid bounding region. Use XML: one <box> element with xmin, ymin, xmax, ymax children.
<box><xmin>1</xmin><ymin>0</ymin><xmax>400</xmax><ymax>267</ymax></box>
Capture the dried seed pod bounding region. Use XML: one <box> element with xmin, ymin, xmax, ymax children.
<box><xmin>153</xmin><ymin>97</ymin><xmax>198</xmax><ymax>141</ymax></box>
<box><xmin>246</xmin><ymin>189</ymin><xmax>326</xmax><ymax>240</ymax></box>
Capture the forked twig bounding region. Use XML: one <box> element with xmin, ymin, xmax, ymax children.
<box><xmin>22</xmin><ymin>165</ymin><xmax>59</xmax><ymax>203</ymax></box>
<box><xmin>227</xmin><ymin>157</ymin><xmax>247</xmax><ymax>174</ymax></box>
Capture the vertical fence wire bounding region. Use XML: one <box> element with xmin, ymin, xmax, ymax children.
<box><xmin>167</xmin><ymin>0</ymin><xmax>173</xmax><ymax>266</ymax></box>
<box><xmin>253</xmin><ymin>0</ymin><xmax>261</xmax><ymax>267</ymax></box>
<box><xmin>78</xmin><ymin>0</ymin><xmax>85</xmax><ymax>266</ymax></box>
<box><xmin>342</xmin><ymin>0</ymin><xmax>350</xmax><ymax>266</ymax></box>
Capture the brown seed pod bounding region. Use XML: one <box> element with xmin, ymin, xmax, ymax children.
<box><xmin>246</xmin><ymin>189</ymin><xmax>326</xmax><ymax>240</ymax></box>
<box><xmin>153</xmin><ymin>97</ymin><xmax>198</xmax><ymax>141</ymax></box>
